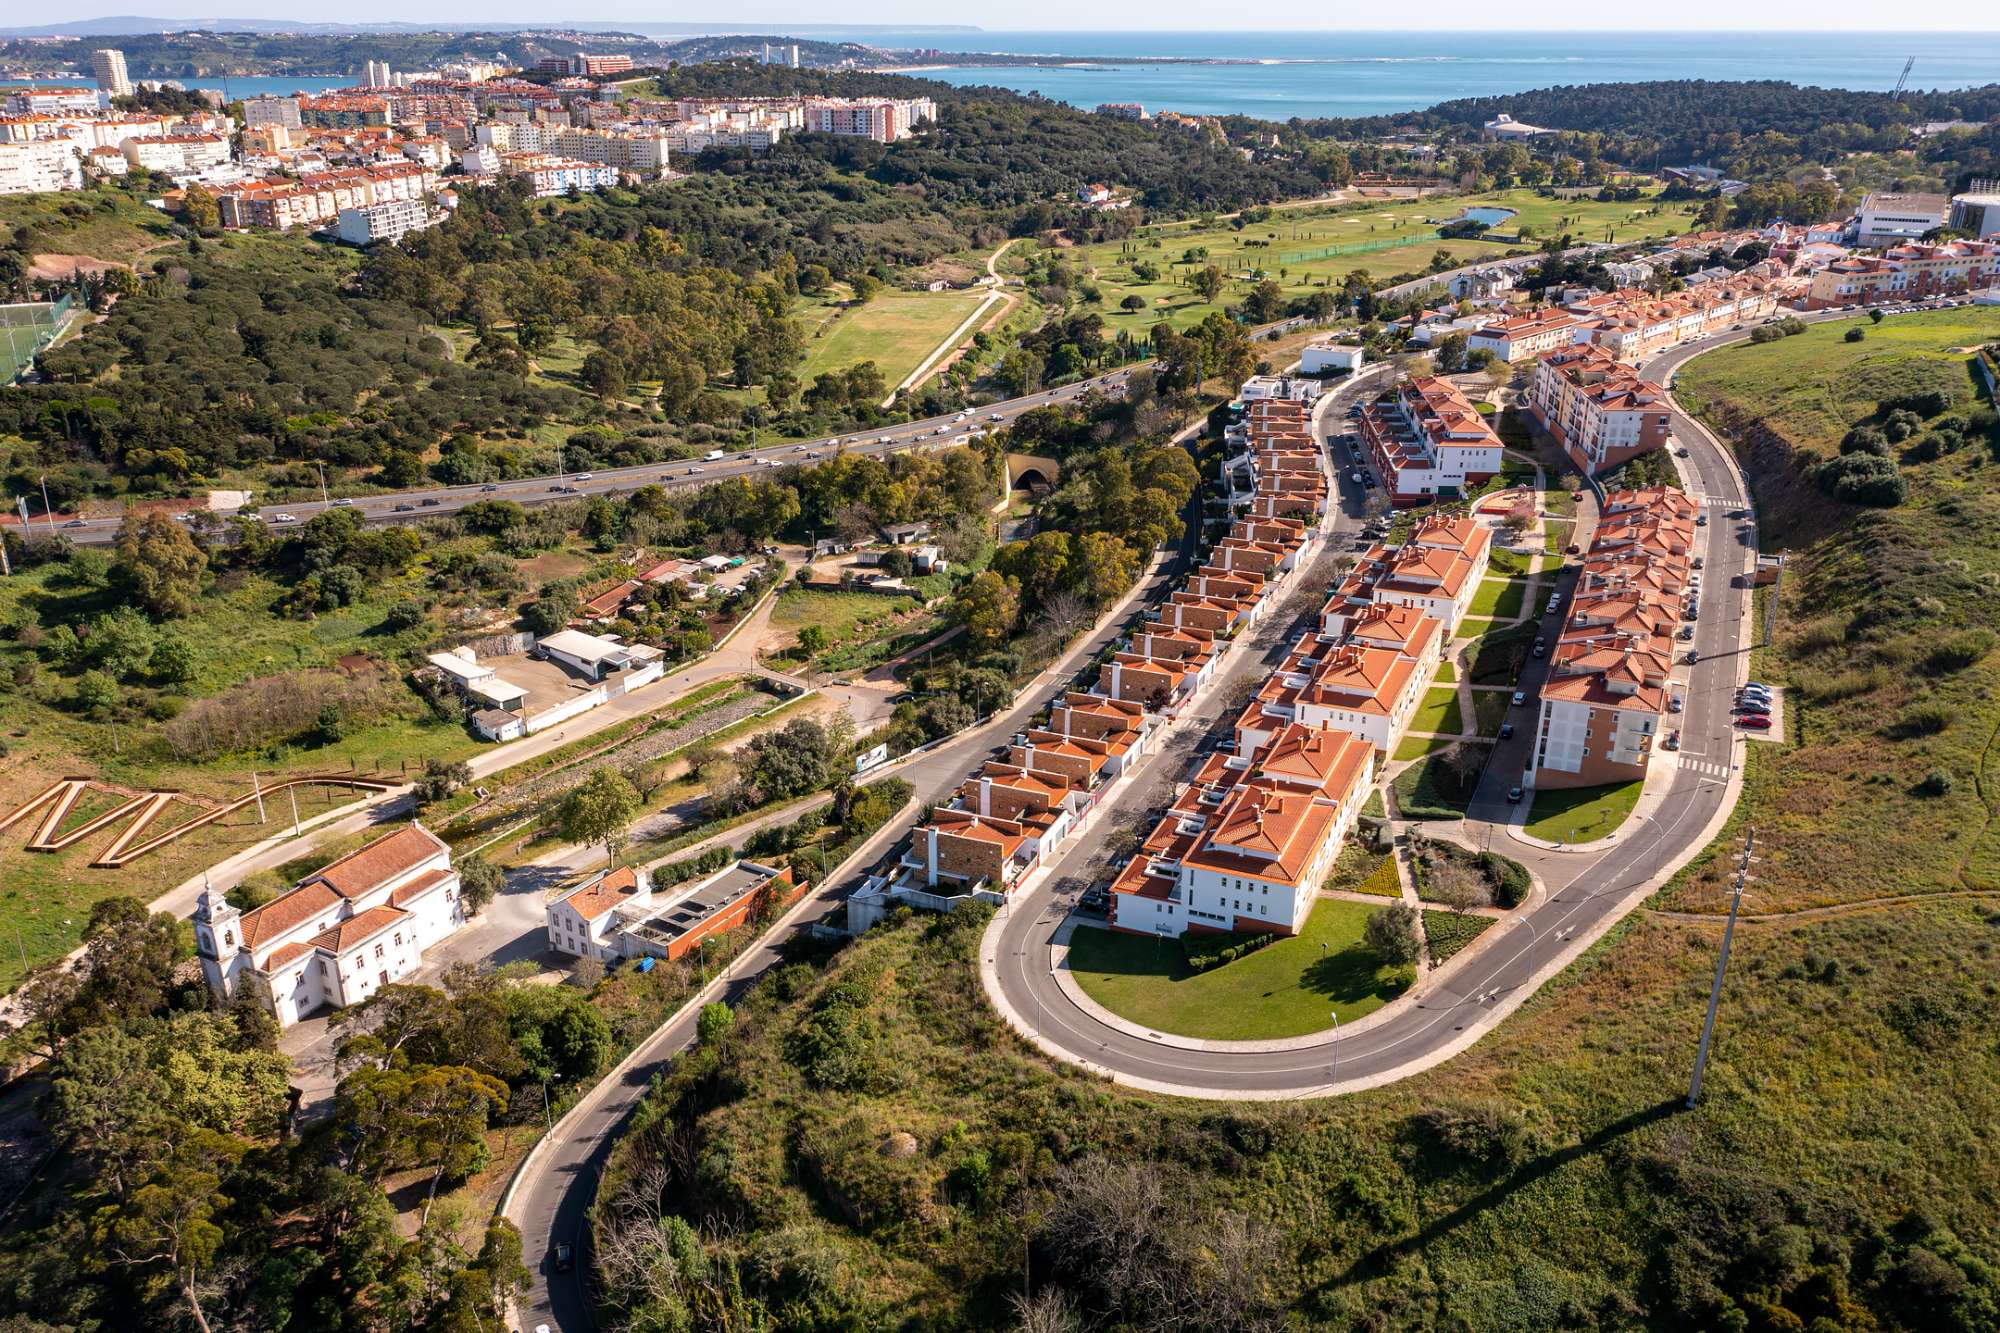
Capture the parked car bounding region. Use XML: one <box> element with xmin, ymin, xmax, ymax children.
<box><xmin>1685</xmin><ymin>649</ymin><xmax>1700</xmax><ymax>664</ymax></box>
<box><xmin>1499</xmin><ymin>723</ymin><xmax>1515</xmax><ymax>740</ymax></box>
<box><xmin>1664</xmin><ymin>730</ymin><xmax>1681</xmax><ymax>751</ymax></box>
<box><xmin>1669</xmin><ymin>694</ymin><xmax>1684</xmax><ymax>713</ymax></box>
<box><xmin>1678</xmin><ymin>625</ymin><xmax>1695</xmax><ymax>641</ymax></box>
<box><xmin>1676</xmin><ymin>446</ymin><xmax>1691</xmax><ymax>457</ymax></box>
<box><xmin>1532</xmin><ymin>642</ymin><xmax>1546</xmax><ymax>659</ymax></box>
<box><xmin>1507</xmin><ymin>786</ymin><xmax>1525</xmax><ymax>804</ymax></box>
<box><xmin>1079</xmin><ymin>888</ymin><xmax>1111</xmax><ymax>914</ymax></box>
<box><xmin>1565</xmin><ymin>543</ymin><xmax>1581</xmax><ymax>555</ymax></box>
<box><xmin>1736</xmin><ymin>714</ymin><xmax>1773</xmax><ymax>730</ymax></box>
<box><xmin>1696</xmin><ymin>513</ymin><xmax>1708</xmax><ymax>526</ymax></box>
<box><xmin>1692</xmin><ymin>555</ymin><xmax>1703</xmax><ymax>570</ymax></box>
<box><xmin>1510</xmin><ymin>690</ymin><xmax>1526</xmax><ymax>706</ymax></box>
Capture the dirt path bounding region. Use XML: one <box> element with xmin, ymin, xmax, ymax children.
<box><xmin>1649</xmin><ymin>888</ymin><xmax>2000</xmax><ymax>925</ymax></box>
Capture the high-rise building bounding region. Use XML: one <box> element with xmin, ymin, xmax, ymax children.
<box><xmin>91</xmin><ymin>49</ymin><xmax>133</xmax><ymax>99</ymax></box>
<box><xmin>760</xmin><ymin>43</ymin><xmax>799</xmax><ymax>68</ymax></box>
<box><xmin>364</xmin><ymin>60</ymin><xmax>393</xmax><ymax>88</ymax></box>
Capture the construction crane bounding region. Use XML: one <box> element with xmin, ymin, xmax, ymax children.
<box><xmin>1892</xmin><ymin>57</ymin><xmax>1915</xmax><ymax>99</ymax></box>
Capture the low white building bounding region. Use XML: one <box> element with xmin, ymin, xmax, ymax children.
<box><xmin>546</xmin><ymin>866</ymin><xmax>652</xmax><ymax>961</ymax></box>
<box><xmin>194</xmin><ymin>823</ymin><xmax>466</xmax><ymax>1027</ymax></box>
<box><xmin>536</xmin><ymin>628</ymin><xmax>655</xmax><ymax>681</ymax></box>
<box><xmin>120</xmin><ymin>132</ymin><xmax>231</xmax><ymax>175</ymax></box>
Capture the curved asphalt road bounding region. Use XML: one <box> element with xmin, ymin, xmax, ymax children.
<box><xmin>991</xmin><ymin>303</ymin><xmax>1875</xmax><ymax>1097</ymax></box>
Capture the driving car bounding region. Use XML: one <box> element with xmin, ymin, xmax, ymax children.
<box><xmin>421</xmin><ymin>497</ymin><xmax>441</xmax><ymax>506</ymax></box>
<box><xmin>1736</xmin><ymin>714</ymin><xmax>1773</xmax><ymax>730</ymax></box>
<box><xmin>62</xmin><ymin>518</ymin><xmax>87</xmax><ymax>528</ymax></box>
<box><xmin>333</xmin><ymin>497</ymin><xmax>353</xmax><ymax>506</ymax></box>
<box><xmin>553</xmin><ymin>1242</ymin><xmax>574</xmax><ymax>1273</ymax></box>
<box><xmin>392</xmin><ymin>503</ymin><xmax>414</xmax><ymax>512</ymax></box>
<box><xmin>272</xmin><ymin>513</ymin><xmax>298</xmax><ymax>524</ymax></box>
<box><xmin>481</xmin><ymin>483</ymin><xmax>500</xmax><ymax>492</ymax></box>
<box><xmin>574</xmin><ymin>472</ymin><xmax>593</xmax><ymax>481</ymax></box>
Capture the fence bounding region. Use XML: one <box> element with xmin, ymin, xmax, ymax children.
<box><xmin>0</xmin><ymin>294</ymin><xmax>75</xmax><ymax>384</ymax></box>
<box><xmin>1280</xmin><ymin>233</ymin><xmax>1439</xmax><ymax>267</ymax></box>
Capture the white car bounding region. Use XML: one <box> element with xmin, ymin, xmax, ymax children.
<box><xmin>271</xmin><ymin>513</ymin><xmax>299</xmax><ymax>524</ymax></box>
<box><xmin>878</xmin><ymin>435</ymin><xmax>893</xmax><ymax>444</ymax></box>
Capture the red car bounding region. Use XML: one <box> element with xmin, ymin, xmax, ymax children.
<box><xmin>1735</xmin><ymin>714</ymin><xmax>1773</xmax><ymax>730</ymax></box>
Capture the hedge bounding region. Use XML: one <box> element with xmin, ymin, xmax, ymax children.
<box><xmin>1478</xmin><ymin>851</ymin><xmax>1531</xmax><ymax>908</ymax></box>
<box><xmin>1183</xmin><ymin>927</ymin><xmax>1280</xmax><ymax>973</ymax></box>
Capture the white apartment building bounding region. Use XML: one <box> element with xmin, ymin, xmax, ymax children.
<box><xmin>4</xmin><ymin>87</ymin><xmax>101</xmax><ymax>116</ymax></box>
<box><xmin>194</xmin><ymin>824</ymin><xmax>467</xmax><ymax>1027</ymax></box>
<box><xmin>0</xmin><ymin>139</ymin><xmax>83</xmax><ymax>195</ymax></box>
<box><xmin>337</xmin><ymin>196</ymin><xmax>436</xmax><ymax>245</ymax></box>
<box><xmin>120</xmin><ymin>133</ymin><xmax>231</xmax><ymax>175</ymax></box>
<box><xmin>244</xmin><ymin>95</ymin><xmax>303</xmax><ymax>130</ymax></box>
<box><xmin>801</xmin><ymin>97</ymin><xmax>937</xmax><ymax>143</ymax></box>
<box><xmin>91</xmin><ymin>49</ymin><xmax>133</xmax><ymax>99</ymax></box>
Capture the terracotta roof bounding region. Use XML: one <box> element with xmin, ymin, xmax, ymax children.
<box><xmin>561</xmin><ymin>867</ymin><xmax>645</xmax><ymax>923</ymax></box>
<box><xmin>261</xmin><ymin>940</ymin><xmax>316</xmax><ymax>971</ymax></box>
<box><xmin>308</xmin><ymin>903</ymin><xmax>407</xmax><ymax>955</ymax></box>
<box><xmin>240</xmin><ymin>881</ymin><xmax>341</xmax><ymax>952</ymax></box>
<box><xmin>389</xmin><ymin>866</ymin><xmax>455</xmax><ymax>908</ymax></box>
<box><xmin>303</xmin><ymin>824</ymin><xmax>446</xmax><ymax>900</ymax></box>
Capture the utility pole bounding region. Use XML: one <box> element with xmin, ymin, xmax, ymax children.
<box><xmin>250</xmin><ymin>771</ymin><xmax>266</xmax><ymax>823</ymax></box>
<box><xmin>314</xmin><ymin>461</ymin><xmax>329</xmax><ymax>507</ymax></box>
<box><xmin>1687</xmin><ymin>826</ymin><xmax>1754</xmax><ymax>1109</ymax></box>
<box><xmin>39</xmin><ymin>476</ymin><xmax>56</xmax><ymax>535</ymax></box>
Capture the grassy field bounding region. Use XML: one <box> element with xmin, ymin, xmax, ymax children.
<box><xmin>1064</xmin><ymin>899</ymin><xmax>1411</xmax><ymax>1040</ymax></box>
<box><xmin>1421</xmin><ymin>908</ymin><xmax>1494</xmax><ymax>963</ymax></box>
<box><xmin>1523</xmin><ymin>779</ymin><xmax>1645</xmax><ymax>844</ymax></box>
<box><xmin>1679</xmin><ymin>305</ymin><xmax>2000</xmax><ymax>459</ymax></box>
<box><xmin>1075</xmin><ymin>186</ymin><xmax>1688</xmax><ymax>338</ymax></box>
<box><xmin>0</xmin><ymin>183</ymin><xmax>180</xmax><ymax>267</ymax></box>
<box><xmin>797</xmin><ymin>288</ymin><xmax>986</xmax><ymax>391</ymax></box>
<box><xmin>1671</xmin><ymin>306</ymin><xmax>2000</xmax><ymax>912</ymax></box>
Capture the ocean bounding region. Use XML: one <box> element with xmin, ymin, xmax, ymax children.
<box><xmin>6</xmin><ymin>75</ymin><xmax>356</xmax><ymax>99</ymax></box>
<box><xmin>6</xmin><ymin>31</ymin><xmax>1999</xmax><ymax>121</ymax></box>
<box><xmin>898</xmin><ymin>30</ymin><xmax>2000</xmax><ymax>119</ymax></box>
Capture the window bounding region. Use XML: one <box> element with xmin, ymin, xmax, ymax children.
<box><xmin>374</xmin><ymin>942</ymin><xmax>385</xmax><ymax>960</ymax></box>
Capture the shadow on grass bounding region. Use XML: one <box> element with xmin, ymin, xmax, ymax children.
<box><xmin>1321</xmin><ymin>1096</ymin><xmax>1685</xmax><ymax>1294</ymax></box>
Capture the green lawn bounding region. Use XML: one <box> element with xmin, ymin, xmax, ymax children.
<box><xmin>1065</xmin><ymin>899</ymin><xmax>1411</xmax><ymax>1040</ymax></box>
<box><xmin>1076</xmin><ymin>186</ymin><xmax>1685</xmax><ymax>339</ymax></box>
<box><xmin>1522</xmin><ymin>779</ymin><xmax>1645</xmax><ymax>844</ymax></box>
<box><xmin>1392</xmin><ymin>743</ymin><xmax>1483</xmax><ymax>819</ymax></box>
<box><xmin>1393</xmin><ymin>732</ymin><xmax>1452</xmax><ymax>762</ymax></box>
<box><xmin>1543</xmin><ymin>522</ymin><xmax>1572</xmax><ymax>555</ymax></box>
<box><xmin>1433</xmin><ymin>658</ymin><xmax>1458</xmax><ymax>683</ymax></box>
<box><xmin>1454</xmin><ymin>617</ymin><xmax>1502</xmax><ymax>639</ymax></box>
<box><xmin>1467</xmin><ymin>576</ymin><xmax>1529</xmax><ymax>621</ymax></box>
<box><xmin>797</xmin><ymin>288</ymin><xmax>986</xmax><ymax>392</ymax></box>
<box><xmin>1409</xmin><ymin>686</ymin><xmax>1465</xmax><ymax>737</ymax></box>
<box><xmin>770</xmin><ymin>586</ymin><xmax>933</xmax><ymax>672</ymax></box>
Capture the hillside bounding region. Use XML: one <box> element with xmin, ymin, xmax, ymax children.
<box><xmin>1677</xmin><ymin>307</ymin><xmax>2000</xmax><ymax>912</ymax></box>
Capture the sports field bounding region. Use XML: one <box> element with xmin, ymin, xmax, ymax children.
<box><xmin>797</xmin><ymin>288</ymin><xmax>986</xmax><ymax>390</ymax></box>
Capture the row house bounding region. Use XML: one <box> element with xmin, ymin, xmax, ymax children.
<box><xmin>1110</xmin><ymin>721</ymin><xmax>1374</xmax><ymax>938</ymax></box>
<box><xmin>1467</xmin><ymin>307</ymin><xmax>1581</xmax><ymax>361</ymax></box>
<box><xmin>217</xmin><ymin>163</ymin><xmax>438</xmax><ymax>230</ymax></box>
<box><xmin>1526</xmin><ymin>345</ymin><xmax>1674</xmax><ymax>477</ymax></box>
<box><xmin>1562</xmin><ymin>281</ymin><xmax>1781</xmax><ymax>360</ymax></box>
<box><xmin>1357</xmin><ymin>375</ymin><xmax>1504</xmax><ymax>507</ymax></box>
<box><xmin>1804</xmin><ymin>240</ymin><xmax>2000</xmax><ymax>308</ymax></box>
<box><xmin>1526</xmin><ymin>487</ymin><xmax>1695</xmax><ymax>791</ymax></box>
<box><xmin>194</xmin><ymin>824</ymin><xmax>465</xmax><ymax>1027</ymax></box>
<box><xmin>1327</xmin><ymin>513</ymin><xmax>1492</xmax><ymax>636</ymax></box>
<box><xmin>119</xmin><ymin>132</ymin><xmax>230</xmax><ymax>174</ymax></box>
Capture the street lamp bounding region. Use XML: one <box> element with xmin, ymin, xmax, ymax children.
<box><xmin>540</xmin><ymin>1072</ymin><xmax>561</xmax><ymax>1135</ymax></box>
<box><xmin>1328</xmin><ymin>1010</ymin><xmax>1340</xmax><ymax>1086</ymax></box>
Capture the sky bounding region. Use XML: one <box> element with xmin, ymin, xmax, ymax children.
<box><xmin>25</xmin><ymin>5</ymin><xmax>2000</xmax><ymax>31</ymax></box>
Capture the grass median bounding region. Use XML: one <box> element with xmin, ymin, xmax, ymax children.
<box><xmin>1522</xmin><ymin>778</ymin><xmax>1645</xmax><ymax>844</ymax></box>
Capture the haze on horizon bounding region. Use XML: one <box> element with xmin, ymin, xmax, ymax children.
<box><xmin>21</xmin><ymin>4</ymin><xmax>2000</xmax><ymax>34</ymax></box>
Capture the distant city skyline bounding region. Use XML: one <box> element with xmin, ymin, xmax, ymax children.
<box><xmin>16</xmin><ymin>8</ymin><xmax>2000</xmax><ymax>33</ymax></box>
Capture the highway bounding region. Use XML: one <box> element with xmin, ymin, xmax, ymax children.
<box><xmin>28</xmin><ymin>316</ymin><xmax>1316</xmax><ymax>547</ymax></box>
<box><xmin>986</xmin><ymin>307</ymin><xmax>1869</xmax><ymax>1098</ymax></box>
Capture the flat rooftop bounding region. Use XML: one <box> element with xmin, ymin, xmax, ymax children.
<box><xmin>626</xmin><ymin>861</ymin><xmax>781</xmax><ymax>949</ymax></box>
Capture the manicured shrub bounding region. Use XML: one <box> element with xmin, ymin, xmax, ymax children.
<box><xmin>1845</xmin><ymin>327</ymin><xmax>1866</xmax><ymax>343</ymax></box>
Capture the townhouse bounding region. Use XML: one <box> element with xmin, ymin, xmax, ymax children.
<box><xmin>1325</xmin><ymin>513</ymin><xmax>1492</xmax><ymax>636</ymax></box>
<box><xmin>1525</xmin><ymin>488</ymin><xmax>1695</xmax><ymax>791</ymax></box>
<box><xmin>193</xmin><ymin>824</ymin><xmax>466</xmax><ymax>1027</ymax></box>
<box><xmin>1526</xmin><ymin>344</ymin><xmax>1674</xmax><ymax>478</ymax></box>
<box><xmin>1467</xmin><ymin>307</ymin><xmax>1581</xmax><ymax>361</ymax></box>
<box><xmin>1560</xmin><ymin>280</ymin><xmax>1781</xmax><ymax>360</ymax></box>
<box><xmin>1803</xmin><ymin>240</ymin><xmax>2000</xmax><ymax>308</ymax></box>
<box><xmin>1110</xmin><ymin>721</ymin><xmax>1374</xmax><ymax>938</ymax></box>
<box><xmin>217</xmin><ymin>163</ymin><xmax>438</xmax><ymax>230</ymax></box>
<box><xmin>1355</xmin><ymin>375</ymin><xmax>1503</xmax><ymax>507</ymax></box>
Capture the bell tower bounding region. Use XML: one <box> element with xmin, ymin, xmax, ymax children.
<box><xmin>193</xmin><ymin>885</ymin><xmax>243</xmax><ymax>999</ymax></box>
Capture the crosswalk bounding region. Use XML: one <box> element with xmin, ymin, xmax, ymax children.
<box><xmin>1699</xmin><ymin>494</ymin><xmax>1741</xmax><ymax>508</ymax></box>
<box><xmin>1675</xmin><ymin>756</ymin><xmax>1732</xmax><ymax>779</ymax></box>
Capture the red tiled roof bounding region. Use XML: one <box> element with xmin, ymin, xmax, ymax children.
<box><xmin>303</xmin><ymin>824</ymin><xmax>446</xmax><ymax>900</ymax></box>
